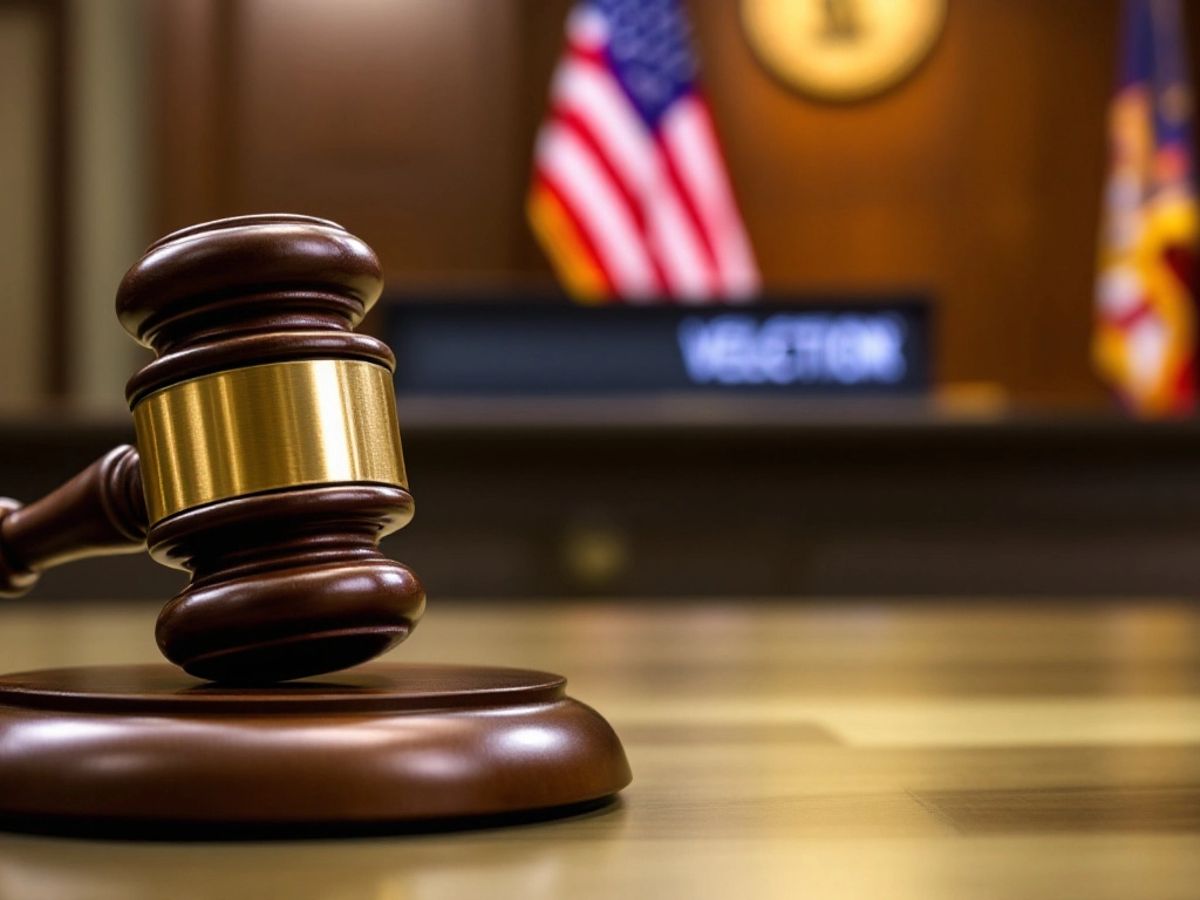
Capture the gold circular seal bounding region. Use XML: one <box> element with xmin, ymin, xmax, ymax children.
<box><xmin>741</xmin><ymin>0</ymin><xmax>947</xmax><ymax>102</ymax></box>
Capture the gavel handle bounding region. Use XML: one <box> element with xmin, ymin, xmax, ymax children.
<box><xmin>0</xmin><ymin>445</ymin><xmax>148</xmax><ymax>597</ymax></box>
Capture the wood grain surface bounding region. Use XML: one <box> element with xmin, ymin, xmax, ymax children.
<box><xmin>0</xmin><ymin>598</ymin><xmax>1196</xmax><ymax>898</ymax></box>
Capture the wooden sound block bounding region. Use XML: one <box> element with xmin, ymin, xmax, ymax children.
<box><xmin>0</xmin><ymin>663</ymin><xmax>631</xmax><ymax>836</ymax></box>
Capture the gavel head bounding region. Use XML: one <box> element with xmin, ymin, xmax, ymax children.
<box><xmin>117</xmin><ymin>214</ymin><xmax>424</xmax><ymax>683</ymax></box>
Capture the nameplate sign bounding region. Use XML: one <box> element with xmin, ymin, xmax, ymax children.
<box><xmin>386</xmin><ymin>299</ymin><xmax>930</xmax><ymax>395</ymax></box>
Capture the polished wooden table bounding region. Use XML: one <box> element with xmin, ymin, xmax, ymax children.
<box><xmin>0</xmin><ymin>598</ymin><xmax>1196</xmax><ymax>898</ymax></box>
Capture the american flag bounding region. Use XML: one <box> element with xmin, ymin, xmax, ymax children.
<box><xmin>528</xmin><ymin>0</ymin><xmax>760</xmax><ymax>303</ymax></box>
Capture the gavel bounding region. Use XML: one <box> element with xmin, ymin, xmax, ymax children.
<box><xmin>0</xmin><ymin>215</ymin><xmax>425</xmax><ymax>683</ymax></box>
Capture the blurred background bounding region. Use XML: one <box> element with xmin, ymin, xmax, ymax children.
<box><xmin>4</xmin><ymin>0</ymin><xmax>1200</xmax><ymax>602</ymax></box>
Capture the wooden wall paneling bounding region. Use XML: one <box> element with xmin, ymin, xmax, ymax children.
<box><xmin>691</xmin><ymin>0</ymin><xmax>1118</xmax><ymax>406</ymax></box>
<box><xmin>66</xmin><ymin>0</ymin><xmax>153</xmax><ymax>412</ymax></box>
<box><xmin>150</xmin><ymin>0</ymin><xmax>532</xmax><ymax>282</ymax></box>
<box><xmin>0</xmin><ymin>2</ymin><xmax>49</xmax><ymax>411</ymax></box>
<box><xmin>185</xmin><ymin>0</ymin><xmax>525</xmax><ymax>281</ymax></box>
<box><xmin>510</xmin><ymin>0</ymin><xmax>571</xmax><ymax>278</ymax></box>
<box><xmin>148</xmin><ymin>0</ymin><xmax>236</xmax><ymax>233</ymax></box>
<box><xmin>46</xmin><ymin>0</ymin><xmax>67</xmax><ymax>400</ymax></box>
<box><xmin>0</xmin><ymin>0</ymin><xmax>65</xmax><ymax>409</ymax></box>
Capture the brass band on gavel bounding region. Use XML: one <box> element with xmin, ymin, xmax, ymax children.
<box><xmin>133</xmin><ymin>359</ymin><xmax>408</xmax><ymax>525</ymax></box>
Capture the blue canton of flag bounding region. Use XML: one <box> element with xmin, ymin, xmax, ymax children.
<box><xmin>595</xmin><ymin>0</ymin><xmax>697</xmax><ymax>127</ymax></box>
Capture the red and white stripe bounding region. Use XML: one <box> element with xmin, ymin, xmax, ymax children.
<box><xmin>531</xmin><ymin>7</ymin><xmax>760</xmax><ymax>303</ymax></box>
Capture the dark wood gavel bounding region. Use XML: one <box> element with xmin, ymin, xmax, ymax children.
<box><xmin>0</xmin><ymin>215</ymin><xmax>425</xmax><ymax>683</ymax></box>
